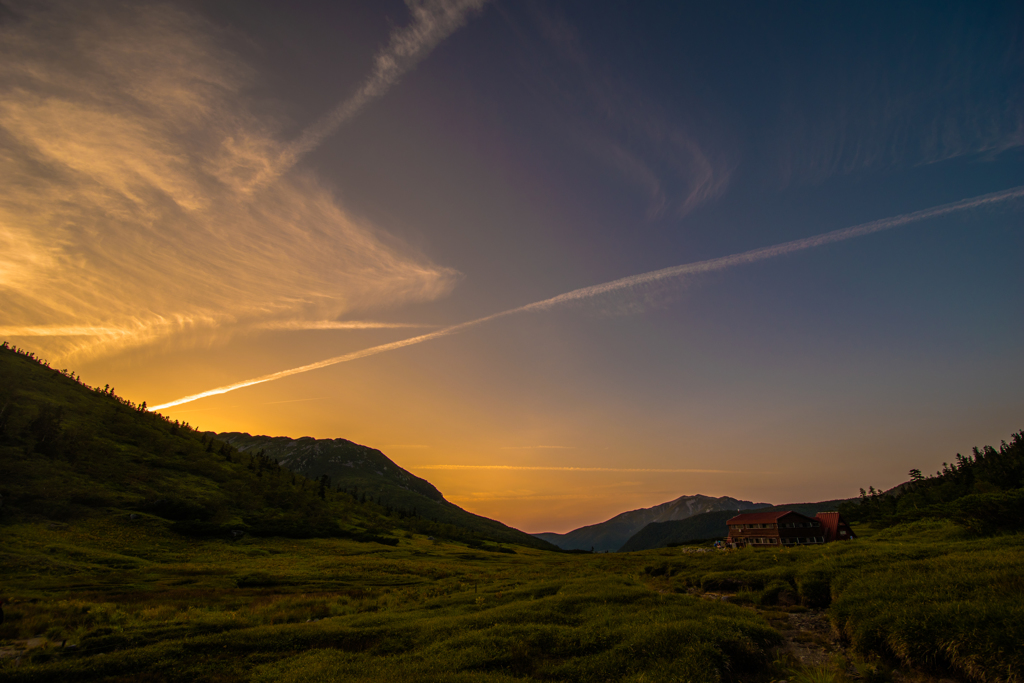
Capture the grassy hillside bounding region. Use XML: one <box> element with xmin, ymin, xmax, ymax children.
<box><xmin>0</xmin><ymin>344</ymin><xmax>351</xmax><ymax>537</ymax></box>
<box><xmin>620</xmin><ymin>500</ymin><xmax>850</xmax><ymax>552</ymax></box>
<box><xmin>218</xmin><ymin>432</ymin><xmax>446</xmax><ymax>501</ymax></box>
<box><xmin>636</xmin><ymin>520</ymin><xmax>1023</xmax><ymax>683</ymax></box>
<box><xmin>839</xmin><ymin>431</ymin><xmax>1024</xmax><ymax>532</ymax></box>
<box><xmin>619</xmin><ymin>510</ymin><xmax>747</xmax><ymax>552</ymax></box>
<box><xmin>217</xmin><ymin>432</ymin><xmax>552</xmax><ymax>550</ymax></box>
<box><xmin>0</xmin><ymin>343</ymin><xmax>549</xmax><ymax>549</ymax></box>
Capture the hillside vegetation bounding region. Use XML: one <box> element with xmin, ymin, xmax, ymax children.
<box><xmin>637</xmin><ymin>520</ymin><xmax>1023</xmax><ymax>683</ymax></box>
<box><xmin>0</xmin><ymin>343</ymin><xmax>549</xmax><ymax>549</ymax></box>
<box><xmin>838</xmin><ymin>432</ymin><xmax>1024</xmax><ymax>532</ymax></box>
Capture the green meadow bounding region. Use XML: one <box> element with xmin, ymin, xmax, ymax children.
<box><xmin>2</xmin><ymin>516</ymin><xmax>1022</xmax><ymax>682</ymax></box>
<box><xmin>1</xmin><ymin>518</ymin><xmax>780</xmax><ymax>683</ymax></box>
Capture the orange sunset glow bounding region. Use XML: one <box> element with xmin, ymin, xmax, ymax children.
<box><xmin>3</xmin><ymin>0</ymin><xmax>1022</xmax><ymax>536</ymax></box>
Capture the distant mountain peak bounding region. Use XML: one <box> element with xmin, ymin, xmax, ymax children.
<box><xmin>533</xmin><ymin>494</ymin><xmax>768</xmax><ymax>552</ymax></box>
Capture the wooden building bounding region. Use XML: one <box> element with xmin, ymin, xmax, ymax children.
<box><xmin>725</xmin><ymin>510</ymin><xmax>855</xmax><ymax>548</ymax></box>
<box><xmin>814</xmin><ymin>511</ymin><xmax>856</xmax><ymax>542</ymax></box>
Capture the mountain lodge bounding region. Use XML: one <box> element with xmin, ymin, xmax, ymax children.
<box><xmin>725</xmin><ymin>510</ymin><xmax>855</xmax><ymax>548</ymax></box>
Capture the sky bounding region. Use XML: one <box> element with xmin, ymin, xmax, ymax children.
<box><xmin>2</xmin><ymin>0</ymin><xmax>1022</xmax><ymax>533</ymax></box>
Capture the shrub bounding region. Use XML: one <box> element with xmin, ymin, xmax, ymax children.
<box><xmin>758</xmin><ymin>580</ymin><xmax>797</xmax><ymax>606</ymax></box>
<box><xmin>797</xmin><ymin>572</ymin><xmax>832</xmax><ymax>609</ymax></box>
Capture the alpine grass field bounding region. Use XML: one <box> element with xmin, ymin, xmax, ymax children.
<box><xmin>1</xmin><ymin>344</ymin><xmax>1022</xmax><ymax>682</ymax></box>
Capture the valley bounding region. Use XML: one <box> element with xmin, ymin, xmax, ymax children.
<box><xmin>1</xmin><ymin>344</ymin><xmax>1022</xmax><ymax>682</ymax></box>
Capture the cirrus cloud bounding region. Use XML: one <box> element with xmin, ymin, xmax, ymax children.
<box><xmin>0</xmin><ymin>0</ymin><xmax>460</xmax><ymax>360</ymax></box>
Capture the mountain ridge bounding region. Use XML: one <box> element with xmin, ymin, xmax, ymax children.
<box><xmin>0</xmin><ymin>343</ymin><xmax>554</xmax><ymax>550</ymax></box>
<box><xmin>533</xmin><ymin>494</ymin><xmax>769</xmax><ymax>552</ymax></box>
<box><xmin>218</xmin><ymin>431</ymin><xmax>553</xmax><ymax>550</ymax></box>
<box><xmin>618</xmin><ymin>498</ymin><xmax>855</xmax><ymax>552</ymax></box>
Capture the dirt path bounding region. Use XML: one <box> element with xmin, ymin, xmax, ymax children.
<box><xmin>698</xmin><ymin>593</ymin><xmax>841</xmax><ymax>666</ymax></box>
<box><xmin>0</xmin><ymin>637</ymin><xmax>52</xmax><ymax>666</ymax></box>
<box><xmin>766</xmin><ymin>608</ymin><xmax>840</xmax><ymax>667</ymax></box>
<box><xmin>698</xmin><ymin>592</ymin><xmax>962</xmax><ymax>683</ymax></box>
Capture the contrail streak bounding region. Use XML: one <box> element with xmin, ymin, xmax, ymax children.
<box><xmin>150</xmin><ymin>185</ymin><xmax>1024</xmax><ymax>411</ymax></box>
<box><xmin>0</xmin><ymin>325</ymin><xmax>132</xmax><ymax>337</ymax></box>
<box><xmin>252</xmin><ymin>0</ymin><xmax>488</xmax><ymax>190</ymax></box>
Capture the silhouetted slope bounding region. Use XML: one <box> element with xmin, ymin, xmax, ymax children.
<box><xmin>219</xmin><ymin>432</ymin><xmax>445</xmax><ymax>501</ymax></box>
<box><xmin>533</xmin><ymin>495</ymin><xmax>767</xmax><ymax>552</ymax></box>
<box><xmin>217</xmin><ymin>432</ymin><xmax>555</xmax><ymax>550</ymax></box>
<box><xmin>619</xmin><ymin>510</ymin><xmax>744</xmax><ymax>551</ymax></box>
<box><xmin>0</xmin><ymin>343</ymin><xmax>554</xmax><ymax>549</ymax></box>
<box><xmin>619</xmin><ymin>499</ymin><xmax>853</xmax><ymax>551</ymax></box>
<box><xmin>839</xmin><ymin>431</ymin><xmax>1024</xmax><ymax>532</ymax></box>
<box><xmin>0</xmin><ymin>343</ymin><xmax>375</xmax><ymax>538</ymax></box>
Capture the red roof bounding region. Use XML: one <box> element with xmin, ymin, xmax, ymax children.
<box><xmin>814</xmin><ymin>511</ymin><xmax>855</xmax><ymax>541</ymax></box>
<box><xmin>726</xmin><ymin>510</ymin><xmax>812</xmax><ymax>525</ymax></box>
<box><xmin>815</xmin><ymin>511</ymin><xmax>839</xmax><ymax>540</ymax></box>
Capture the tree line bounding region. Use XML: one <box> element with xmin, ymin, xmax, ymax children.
<box><xmin>839</xmin><ymin>430</ymin><xmax>1024</xmax><ymax>533</ymax></box>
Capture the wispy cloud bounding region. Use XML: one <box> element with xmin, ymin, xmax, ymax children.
<box><xmin>513</xmin><ymin>5</ymin><xmax>734</xmax><ymax>219</ymax></box>
<box><xmin>774</xmin><ymin>9</ymin><xmax>1024</xmax><ymax>185</ymax></box>
<box><xmin>0</xmin><ymin>325</ymin><xmax>134</xmax><ymax>337</ymax></box>
<box><xmin>0</xmin><ymin>1</ymin><xmax>459</xmax><ymax>360</ymax></box>
<box><xmin>453</xmin><ymin>493</ymin><xmax>589</xmax><ymax>501</ymax></box>
<box><xmin>254</xmin><ymin>320</ymin><xmax>438</xmax><ymax>331</ymax></box>
<box><xmin>150</xmin><ymin>184</ymin><xmax>1024</xmax><ymax>411</ymax></box>
<box><xmin>230</xmin><ymin>0</ymin><xmax>489</xmax><ymax>193</ymax></box>
<box><xmin>416</xmin><ymin>465</ymin><xmax>746</xmax><ymax>473</ymax></box>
